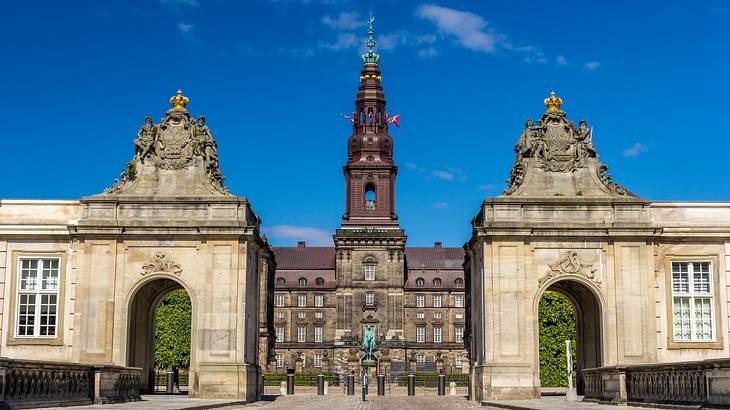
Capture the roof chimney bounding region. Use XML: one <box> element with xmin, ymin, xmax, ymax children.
<box><xmin>297</xmin><ymin>241</ymin><xmax>306</xmax><ymax>248</ymax></box>
<box><xmin>434</xmin><ymin>242</ymin><xmax>442</xmax><ymax>249</ymax></box>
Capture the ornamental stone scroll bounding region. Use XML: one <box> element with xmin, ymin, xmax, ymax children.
<box><xmin>538</xmin><ymin>251</ymin><xmax>599</xmax><ymax>287</ymax></box>
<box><xmin>141</xmin><ymin>253</ymin><xmax>183</xmax><ymax>276</ymax></box>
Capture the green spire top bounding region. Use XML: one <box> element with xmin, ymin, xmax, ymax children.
<box><xmin>361</xmin><ymin>11</ymin><xmax>380</xmax><ymax>66</ymax></box>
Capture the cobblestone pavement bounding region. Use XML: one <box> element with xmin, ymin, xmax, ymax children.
<box><xmin>235</xmin><ymin>395</ymin><xmax>482</xmax><ymax>409</ymax></box>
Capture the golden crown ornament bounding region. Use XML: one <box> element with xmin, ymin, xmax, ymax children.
<box><xmin>544</xmin><ymin>91</ymin><xmax>563</xmax><ymax>111</ymax></box>
<box><xmin>169</xmin><ymin>89</ymin><xmax>189</xmax><ymax>110</ymax></box>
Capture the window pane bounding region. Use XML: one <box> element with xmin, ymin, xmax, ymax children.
<box><xmin>692</xmin><ymin>262</ymin><xmax>711</xmax><ymax>294</ymax></box>
<box><xmin>20</xmin><ymin>259</ymin><xmax>38</xmax><ymax>291</ymax></box>
<box><xmin>41</xmin><ymin>258</ymin><xmax>59</xmax><ymax>291</ymax></box>
<box><xmin>694</xmin><ymin>297</ymin><xmax>713</xmax><ymax>340</ymax></box>
<box><xmin>673</xmin><ymin>297</ymin><xmax>692</xmax><ymax>341</ymax></box>
<box><xmin>671</xmin><ymin>262</ymin><xmax>689</xmax><ymax>293</ymax></box>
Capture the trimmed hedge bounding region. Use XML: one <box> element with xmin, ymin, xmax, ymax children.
<box><xmin>264</xmin><ymin>371</ymin><xmax>334</xmax><ymax>386</ymax></box>
<box><xmin>538</xmin><ymin>291</ymin><xmax>576</xmax><ymax>387</ymax></box>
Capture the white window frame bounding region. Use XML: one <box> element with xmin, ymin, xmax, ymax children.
<box><xmin>416</xmin><ymin>295</ymin><xmax>425</xmax><ymax>308</ymax></box>
<box><xmin>416</xmin><ymin>312</ymin><xmax>425</xmax><ymax>319</ymax></box>
<box><xmin>455</xmin><ymin>312</ymin><xmax>463</xmax><ymax>320</ymax></box>
<box><xmin>315</xmin><ymin>294</ymin><xmax>324</xmax><ymax>307</ymax></box>
<box><xmin>433</xmin><ymin>312</ymin><xmax>442</xmax><ymax>319</ymax></box>
<box><xmin>455</xmin><ymin>353</ymin><xmax>462</xmax><ymax>368</ymax></box>
<box><xmin>363</xmin><ymin>264</ymin><xmax>376</xmax><ymax>281</ymax></box>
<box><xmin>314</xmin><ymin>325</ymin><xmax>323</xmax><ymax>342</ymax></box>
<box><xmin>298</xmin><ymin>312</ymin><xmax>306</xmax><ymax>319</ymax></box>
<box><xmin>297</xmin><ymin>326</ymin><xmax>307</xmax><ymax>342</ymax></box>
<box><xmin>276</xmin><ymin>353</ymin><xmax>284</xmax><ymax>368</ymax></box>
<box><xmin>276</xmin><ymin>325</ymin><xmax>285</xmax><ymax>342</ymax></box>
<box><xmin>433</xmin><ymin>295</ymin><xmax>442</xmax><ymax>308</ymax></box>
<box><xmin>314</xmin><ymin>354</ymin><xmax>323</xmax><ymax>368</ymax></box>
<box><xmin>416</xmin><ymin>353</ymin><xmax>425</xmax><ymax>364</ymax></box>
<box><xmin>416</xmin><ymin>325</ymin><xmax>425</xmax><ymax>343</ymax></box>
<box><xmin>455</xmin><ymin>326</ymin><xmax>464</xmax><ymax>343</ymax></box>
<box><xmin>365</xmin><ymin>292</ymin><xmax>375</xmax><ymax>306</ymax></box>
<box><xmin>298</xmin><ymin>294</ymin><xmax>307</xmax><ymax>307</ymax></box>
<box><xmin>434</xmin><ymin>326</ymin><xmax>442</xmax><ymax>343</ymax></box>
<box><xmin>315</xmin><ymin>311</ymin><xmax>323</xmax><ymax>319</ymax></box>
<box><xmin>276</xmin><ymin>311</ymin><xmax>285</xmax><ymax>319</ymax></box>
<box><xmin>275</xmin><ymin>294</ymin><xmax>286</xmax><ymax>307</ymax></box>
<box><xmin>671</xmin><ymin>261</ymin><xmax>715</xmax><ymax>342</ymax></box>
<box><xmin>455</xmin><ymin>295</ymin><xmax>463</xmax><ymax>308</ymax></box>
<box><xmin>15</xmin><ymin>257</ymin><xmax>60</xmax><ymax>338</ymax></box>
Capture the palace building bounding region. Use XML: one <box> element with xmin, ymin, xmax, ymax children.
<box><xmin>264</xmin><ymin>19</ymin><xmax>468</xmax><ymax>376</ymax></box>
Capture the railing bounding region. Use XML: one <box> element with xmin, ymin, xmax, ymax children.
<box><xmin>583</xmin><ymin>359</ymin><xmax>730</xmax><ymax>408</ymax></box>
<box><xmin>0</xmin><ymin>358</ymin><xmax>142</xmax><ymax>409</ymax></box>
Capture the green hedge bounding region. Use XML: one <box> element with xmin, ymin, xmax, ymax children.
<box><xmin>538</xmin><ymin>291</ymin><xmax>576</xmax><ymax>387</ymax></box>
<box><xmin>263</xmin><ymin>371</ymin><xmax>334</xmax><ymax>386</ymax></box>
<box><xmin>412</xmin><ymin>372</ymin><xmax>468</xmax><ymax>386</ymax></box>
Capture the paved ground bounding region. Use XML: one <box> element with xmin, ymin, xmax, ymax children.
<box><xmin>43</xmin><ymin>394</ymin><xmax>247</xmax><ymax>410</ymax></box>
<box><xmin>482</xmin><ymin>396</ymin><xmax>659</xmax><ymax>410</ymax></box>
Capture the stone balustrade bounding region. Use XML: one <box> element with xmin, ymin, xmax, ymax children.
<box><xmin>0</xmin><ymin>358</ymin><xmax>141</xmax><ymax>409</ymax></box>
<box><xmin>583</xmin><ymin>359</ymin><xmax>730</xmax><ymax>408</ymax></box>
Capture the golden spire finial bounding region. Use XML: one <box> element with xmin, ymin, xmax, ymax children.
<box><xmin>544</xmin><ymin>90</ymin><xmax>563</xmax><ymax>111</ymax></box>
<box><xmin>169</xmin><ymin>89</ymin><xmax>189</xmax><ymax>110</ymax></box>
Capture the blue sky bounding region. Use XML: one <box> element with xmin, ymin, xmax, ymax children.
<box><xmin>1</xmin><ymin>0</ymin><xmax>728</xmax><ymax>247</ymax></box>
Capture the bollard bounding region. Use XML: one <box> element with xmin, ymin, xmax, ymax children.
<box><xmin>407</xmin><ymin>374</ymin><xmax>415</xmax><ymax>396</ymax></box>
<box><xmin>317</xmin><ymin>374</ymin><xmax>325</xmax><ymax>395</ymax></box>
<box><xmin>287</xmin><ymin>372</ymin><xmax>295</xmax><ymax>395</ymax></box>
<box><xmin>449</xmin><ymin>381</ymin><xmax>457</xmax><ymax>396</ymax></box>
<box><xmin>361</xmin><ymin>373</ymin><xmax>367</xmax><ymax>401</ymax></box>
<box><xmin>166</xmin><ymin>369</ymin><xmax>174</xmax><ymax>393</ymax></box>
<box><xmin>437</xmin><ymin>373</ymin><xmax>446</xmax><ymax>396</ymax></box>
<box><xmin>324</xmin><ymin>380</ymin><xmax>329</xmax><ymax>395</ymax></box>
<box><xmin>347</xmin><ymin>373</ymin><xmax>355</xmax><ymax>395</ymax></box>
<box><xmin>377</xmin><ymin>374</ymin><xmax>385</xmax><ymax>396</ymax></box>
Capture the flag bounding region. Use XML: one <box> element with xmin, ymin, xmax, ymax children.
<box><xmin>339</xmin><ymin>112</ymin><xmax>355</xmax><ymax>123</ymax></box>
<box><xmin>386</xmin><ymin>113</ymin><xmax>400</xmax><ymax>128</ymax></box>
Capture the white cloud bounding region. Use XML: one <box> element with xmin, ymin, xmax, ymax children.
<box><xmin>178</xmin><ymin>22</ymin><xmax>194</xmax><ymax>33</ymax></box>
<box><xmin>479</xmin><ymin>183</ymin><xmax>498</xmax><ymax>190</ymax></box>
<box><xmin>418</xmin><ymin>47</ymin><xmax>438</xmax><ymax>58</ymax></box>
<box><xmin>585</xmin><ymin>61</ymin><xmax>601</xmax><ymax>70</ymax></box>
<box><xmin>555</xmin><ymin>55</ymin><xmax>568</xmax><ymax>66</ymax></box>
<box><xmin>433</xmin><ymin>202</ymin><xmax>449</xmax><ymax>209</ymax></box>
<box><xmin>177</xmin><ymin>22</ymin><xmax>201</xmax><ymax>46</ymax></box>
<box><xmin>320</xmin><ymin>32</ymin><xmax>359</xmax><ymax>50</ymax></box>
<box><xmin>264</xmin><ymin>225</ymin><xmax>332</xmax><ymax>246</ymax></box>
<box><xmin>323</xmin><ymin>12</ymin><xmax>365</xmax><ymax>30</ymax></box>
<box><xmin>377</xmin><ymin>31</ymin><xmax>437</xmax><ymax>52</ymax></box>
<box><xmin>416</xmin><ymin>4</ymin><xmax>497</xmax><ymax>53</ymax></box>
<box><xmin>432</xmin><ymin>170</ymin><xmax>454</xmax><ymax>181</ymax></box>
<box><xmin>405</xmin><ymin>162</ymin><xmax>465</xmax><ymax>182</ymax></box>
<box><xmin>622</xmin><ymin>143</ymin><xmax>649</xmax><ymax>157</ymax></box>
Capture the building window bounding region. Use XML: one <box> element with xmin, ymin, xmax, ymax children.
<box><xmin>276</xmin><ymin>294</ymin><xmax>286</xmax><ymax>307</ymax></box>
<box><xmin>433</xmin><ymin>278</ymin><xmax>442</xmax><ymax>287</ymax></box>
<box><xmin>298</xmin><ymin>312</ymin><xmax>306</xmax><ymax>319</ymax></box>
<box><xmin>276</xmin><ymin>277</ymin><xmax>285</xmax><ymax>286</ymax></box>
<box><xmin>297</xmin><ymin>326</ymin><xmax>306</xmax><ymax>342</ymax></box>
<box><xmin>455</xmin><ymin>354</ymin><xmax>462</xmax><ymax>368</ymax></box>
<box><xmin>433</xmin><ymin>312</ymin><xmax>442</xmax><ymax>319</ymax></box>
<box><xmin>455</xmin><ymin>278</ymin><xmax>464</xmax><ymax>287</ymax></box>
<box><xmin>364</xmin><ymin>264</ymin><xmax>376</xmax><ymax>281</ymax></box>
<box><xmin>416</xmin><ymin>312</ymin><xmax>425</xmax><ymax>319</ymax></box>
<box><xmin>433</xmin><ymin>295</ymin><xmax>442</xmax><ymax>308</ymax></box>
<box><xmin>455</xmin><ymin>312</ymin><xmax>463</xmax><ymax>320</ymax></box>
<box><xmin>416</xmin><ymin>326</ymin><xmax>425</xmax><ymax>343</ymax></box>
<box><xmin>315</xmin><ymin>294</ymin><xmax>324</xmax><ymax>307</ymax></box>
<box><xmin>276</xmin><ymin>325</ymin><xmax>285</xmax><ymax>342</ymax></box>
<box><xmin>298</xmin><ymin>294</ymin><xmax>306</xmax><ymax>307</ymax></box>
<box><xmin>315</xmin><ymin>277</ymin><xmax>325</xmax><ymax>286</ymax></box>
<box><xmin>416</xmin><ymin>295</ymin><xmax>425</xmax><ymax>308</ymax></box>
<box><xmin>455</xmin><ymin>326</ymin><xmax>464</xmax><ymax>343</ymax></box>
<box><xmin>315</xmin><ymin>311</ymin><xmax>323</xmax><ymax>319</ymax></box>
<box><xmin>314</xmin><ymin>354</ymin><xmax>323</xmax><ymax>368</ymax></box>
<box><xmin>16</xmin><ymin>257</ymin><xmax>60</xmax><ymax>337</ymax></box>
<box><xmin>455</xmin><ymin>295</ymin><xmax>463</xmax><ymax>308</ymax></box>
<box><xmin>416</xmin><ymin>353</ymin><xmax>425</xmax><ymax>364</ymax></box>
<box><xmin>365</xmin><ymin>292</ymin><xmax>375</xmax><ymax>306</ymax></box>
<box><xmin>415</xmin><ymin>278</ymin><xmax>425</xmax><ymax>287</ymax></box>
<box><xmin>434</xmin><ymin>326</ymin><xmax>442</xmax><ymax>343</ymax></box>
<box><xmin>315</xmin><ymin>326</ymin><xmax>323</xmax><ymax>342</ymax></box>
<box><xmin>671</xmin><ymin>261</ymin><xmax>714</xmax><ymax>341</ymax></box>
<box><xmin>276</xmin><ymin>353</ymin><xmax>284</xmax><ymax>368</ymax></box>
<box><xmin>298</xmin><ymin>277</ymin><xmax>307</xmax><ymax>287</ymax></box>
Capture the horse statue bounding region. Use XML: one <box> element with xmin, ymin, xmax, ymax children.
<box><xmin>362</xmin><ymin>325</ymin><xmax>376</xmax><ymax>361</ymax></box>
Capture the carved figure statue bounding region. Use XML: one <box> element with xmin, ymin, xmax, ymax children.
<box><xmin>134</xmin><ymin>116</ymin><xmax>157</xmax><ymax>162</ymax></box>
<box><xmin>362</xmin><ymin>326</ymin><xmax>376</xmax><ymax>361</ymax></box>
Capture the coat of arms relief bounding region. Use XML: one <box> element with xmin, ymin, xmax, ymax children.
<box><xmin>538</xmin><ymin>251</ymin><xmax>599</xmax><ymax>287</ymax></box>
<box><xmin>141</xmin><ymin>253</ymin><xmax>183</xmax><ymax>276</ymax></box>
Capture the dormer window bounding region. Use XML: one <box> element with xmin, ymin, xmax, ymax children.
<box><xmin>298</xmin><ymin>277</ymin><xmax>307</xmax><ymax>287</ymax></box>
<box><xmin>315</xmin><ymin>277</ymin><xmax>325</xmax><ymax>286</ymax></box>
<box><xmin>433</xmin><ymin>278</ymin><xmax>442</xmax><ymax>287</ymax></box>
<box><xmin>276</xmin><ymin>277</ymin><xmax>285</xmax><ymax>286</ymax></box>
<box><xmin>455</xmin><ymin>278</ymin><xmax>464</xmax><ymax>287</ymax></box>
<box><xmin>415</xmin><ymin>278</ymin><xmax>425</xmax><ymax>287</ymax></box>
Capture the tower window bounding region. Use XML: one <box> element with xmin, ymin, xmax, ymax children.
<box><xmin>364</xmin><ymin>184</ymin><xmax>376</xmax><ymax>210</ymax></box>
<box><xmin>363</xmin><ymin>264</ymin><xmax>376</xmax><ymax>281</ymax></box>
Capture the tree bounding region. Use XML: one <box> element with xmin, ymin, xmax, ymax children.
<box><xmin>155</xmin><ymin>289</ymin><xmax>191</xmax><ymax>389</ymax></box>
<box><xmin>538</xmin><ymin>291</ymin><xmax>576</xmax><ymax>387</ymax></box>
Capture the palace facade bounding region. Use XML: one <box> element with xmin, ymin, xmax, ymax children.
<box><xmin>263</xmin><ymin>21</ymin><xmax>468</xmax><ymax>376</ymax></box>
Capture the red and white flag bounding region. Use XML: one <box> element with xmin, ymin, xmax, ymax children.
<box><xmin>339</xmin><ymin>112</ymin><xmax>355</xmax><ymax>123</ymax></box>
<box><xmin>386</xmin><ymin>113</ymin><xmax>400</xmax><ymax>128</ymax></box>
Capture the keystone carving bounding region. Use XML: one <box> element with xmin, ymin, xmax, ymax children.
<box><xmin>538</xmin><ymin>251</ymin><xmax>599</xmax><ymax>286</ymax></box>
<box><xmin>141</xmin><ymin>253</ymin><xmax>182</xmax><ymax>276</ymax></box>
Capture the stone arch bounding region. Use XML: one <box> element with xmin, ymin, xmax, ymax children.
<box><xmin>533</xmin><ymin>276</ymin><xmax>604</xmax><ymax>395</ymax></box>
<box><xmin>125</xmin><ymin>273</ymin><xmax>197</xmax><ymax>394</ymax></box>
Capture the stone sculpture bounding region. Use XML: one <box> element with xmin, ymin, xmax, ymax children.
<box><xmin>538</xmin><ymin>251</ymin><xmax>599</xmax><ymax>286</ymax></box>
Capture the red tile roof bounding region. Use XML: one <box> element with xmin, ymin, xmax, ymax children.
<box><xmin>405</xmin><ymin>247</ymin><xmax>464</xmax><ymax>270</ymax></box>
<box><xmin>273</xmin><ymin>247</ymin><xmax>336</xmax><ymax>269</ymax></box>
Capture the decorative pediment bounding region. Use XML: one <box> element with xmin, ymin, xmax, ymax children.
<box><xmin>538</xmin><ymin>251</ymin><xmax>598</xmax><ymax>286</ymax></box>
<box><xmin>141</xmin><ymin>253</ymin><xmax>182</xmax><ymax>276</ymax></box>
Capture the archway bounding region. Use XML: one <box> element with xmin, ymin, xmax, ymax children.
<box><xmin>537</xmin><ymin>279</ymin><xmax>602</xmax><ymax>395</ymax></box>
<box><xmin>127</xmin><ymin>277</ymin><xmax>193</xmax><ymax>394</ymax></box>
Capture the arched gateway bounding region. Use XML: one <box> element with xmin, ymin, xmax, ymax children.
<box><xmin>0</xmin><ymin>91</ymin><xmax>274</xmax><ymax>402</ymax></box>
<box><xmin>465</xmin><ymin>92</ymin><xmax>730</xmax><ymax>401</ymax></box>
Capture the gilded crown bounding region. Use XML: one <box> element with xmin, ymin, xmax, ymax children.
<box><xmin>169</xmin><ymin>89</ymin><xmax>189</xmax><ymax>110</ymax></box>
<box><xmin>543</xmin><ymin>91</ymin><xmax>563</xmax><ymax>111</ymax></box>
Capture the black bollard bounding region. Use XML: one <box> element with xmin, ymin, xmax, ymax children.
<box><xmin>437</xmin><ymin>373</ymin><xmax>446</xmax><ymax>396</ymax></box>
<box><xmin>317</xmin><ymin>374</ymin><xmax>325</xmax><ymax>395</ymax></box>
<box><xmin>377</xmin><ymin>374</ymin><xmax>385</xmax><ymax>396</ymax></box>
<box><xmin>287</xmin><ymin>370</ymin><xmax>295</xmax><ymax>395</ymax></box>
<box><xmin>166</xmin><ymin>369</ymin><xmax>174</xmax><ymax>393</ymax></box>
<box><xmin>347</xmin><ymin>373</ymin><xmax>355</xmax><ymax>395</ymax></box>
<box><xmin>407</xmin><ymin>374</ymin><xmax>415</xmax><ymax>396</ymax></box>
<box><xmin>361</xmin><ymin>373</ymin><xmax>367</xmax><ymax>401</ymax></box>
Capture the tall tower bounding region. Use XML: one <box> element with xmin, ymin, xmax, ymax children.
<box><xmin>334</xmin><ymin>14</ymin><xmax>407</xmax><ymax>350</ymax></box>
